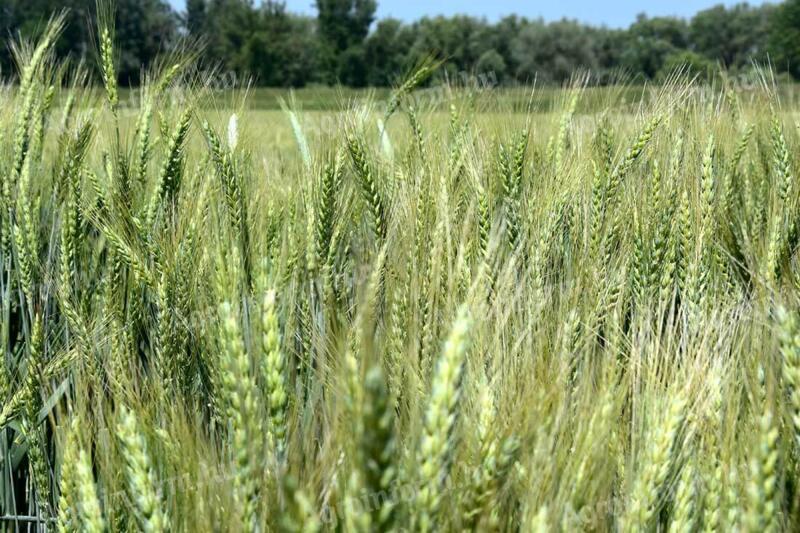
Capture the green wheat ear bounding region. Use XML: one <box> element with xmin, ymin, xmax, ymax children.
<box><xmin>261</xmin><ymin>288</ymin><xmax>289</xmax><ymax>461</ymax></box>
<box><xmin>360</xmin><ymin>364</ymin><xmax>398</xmax><ymax>529</ymax></box>
<box><xmin>117</xmin><ymin>406</ymin><xmax>168</xmax><ymax>532</ymax></box>
<box><xmin>744</xmin><ymin>402</ymin><xmax>779</xmax><ymax>532</ymax></box>
<box><xmin>347</xmin><ymin>133</ymin><xmax>387</xmax><ymax>242</ymax></box>
<box><xmin>75</xmin><ymin>448</ymin><xmax>105</xmax><ymax>532</ymax></box>
<box><xmin>99</xmin><ymin>26</ymin><xmax>118</xmax><ymax>112</ymax></box>
<box><xmin>57</xmin><ymin>418</ymin><xmax>79</xmax><ymax>532</ymax></box>
<box><xmin>623</xmin><ymin>393</ymin><xmax>687</xmax><ymax>533</ymax></box>
<box><xmin>778</xmin><ymin>307</ymin><xmax>800</xmax><ymax>448</ymax></box>
<box><xmin>218</xmin><ymin>301</ymin><xmax>260</xmax><ymax>529</ymax></box>
<box><xmin>384</xmin><ymin>55</ymin><xmax>440</xmax><ymax>121</ymax></box>
<box><xmin>279</xmin><ymin>476</ymin><xmax>321</xmax><ymax>533</ymax></box>
<box><xmin>669</xmin><ymin>456</ymin><xmax>698</xmax><ymax>533</ymax></box>
<box><xmin>59</xmin><ymin>417</ymin><xmax>105</xmax><ymax>533</ymax></box>
<box><xmin>415</xmin><ymin>305</ymin><xmax>472</xmax><ymax>533</ymax></box>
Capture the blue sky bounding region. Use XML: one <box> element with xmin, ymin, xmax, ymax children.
<box><xmin>167</xmin><ymin>0</ymin><xmax>772</xmax><ymax>28</ymax></box>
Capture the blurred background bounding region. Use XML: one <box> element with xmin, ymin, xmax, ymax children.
<box><xmin>1</xmin><ymin>0</ymin><xmax>798</xmax><ymax>87</ymax></box>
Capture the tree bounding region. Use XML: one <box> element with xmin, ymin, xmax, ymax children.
<box><xmin>279</xmin><ymin>15</ymin><xmax>320</xmax><ymax>86</ymax></box>
<box><xmin>406</xmin><ymin>16</ymin><xmax>493</xmax><ymax>79</ymax></box>
<box><xmin>114</xmin><ymin>0</ymin><xmax>177</xmax><ymax>85</ymax></box>
<box><xmin>512</xmin><ymin>19</ymin><xmax>600</xmax><ymax>84</ymax></box>
<box><xmin>690</xmin><ymin>3</ymin><xmax>773</xmax><ymax>70</ymax></box>
<box><xmin>316</xmin><ymin>0</ymin><xmax>375</xmax><ymax>50</ymax></box>
<box><xmin>620</xmin><ymin>14</ymin><xmax>689</xmax><ymax>79</ymax></box>
<box><xmin>0</xmin><ymin>0</ymin><xmax>178</xmax><ymax>86</ymax></box>
<box><xmin>0</xmin><ymin>0</ymin><xmax>794</xmax><ymax>87</ymax></box>
<box><xmin>365</xmin><ymin>18</ymin><xmax>414</xmax><ymax>86</ymax></box>
<box><xmin>768</xmin><ymin>0</ymin><xmax>800</xmax><ymax>78</ymax></box>
<box><xmin>315</xmin><ymin>0</ymin><xmax>376</xmax><ymax>83</ymax></box>
<box><xmin>475</xmin><ymin>49</ymin><xmax>506</xmax><ymax>83</ymax></box>
<box><xmin>491</xmin><ymin>16</ymin><xmax>525</xmax><ymax>81</ymax></box>
<box><xmin>593</xmin><ymin>28</ymin><xmax>627</xmax><ymax>82</ymax></box>
<box><xmin>657</xmin><ymin>50</ymin><xmax>715</xmax><ymax>82</ymax></box>
<box><xmin>241</xmin><ymin>4</ymin><xmax>319</xmax><ymax>86</ymax></box>
<box><xmin>185</xmin><ymin>0</ymin><xmax>206</xmax><ymax>36</ymax></box>
<box><xmin>0</xmin><ymin>0</ymin><xmax>96</xmax><ymax>77</ymax></box>
<box><xmin>197</xmin><ymin>0</ymin><xmax>257</xmax><ymax>74</ymax></box>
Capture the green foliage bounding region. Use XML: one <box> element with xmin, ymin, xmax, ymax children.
<box><xmin>0</xmin><ymin>0</ymin><xmax>175</xmax><ymax>84</ymax></box>
<box><xmin>475</xmin><ymin>48</ymin><xmax>507</xmax><ymax>81</ymax></box>
<box><xmin>315</xmin><ymin>0</ymin><xmax>376</xmax><ymax>85</ymax></box>
<box><xmin>364</xmin><ymin>18</ymin><xmax>415</xmax><ymax>86</ymax></box>
<box><xmin>690</xmin><ymin>3</ymin><xmax>773</xmax><ymax>69</ymax></box>
<box><xmin>512</xmin><ymin>19</ymin><xmax>604</xmax><ymax>83</ymax></box>
<box><xmin>1</xmin><ymin>1</ymin><xmax>796</xmax><ymax>87</ymax></box>
<box><xmin>620</xmin><ymin>14</ymin><xmax>689</xmax><ymax>79</ymax></box>
<box><xmin>769</xmin><ymin>0</ymin><xmax>800</xmax><ymax>79</ymax></box>
<box><xmin>657</xmin><ymin>50</ymin><xmax>716</xmax><ymax>82</ymax></box>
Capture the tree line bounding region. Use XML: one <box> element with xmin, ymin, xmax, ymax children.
<box><xmin>2</xmin><ymin>0</ymin><xmax>800</xmax><ymax>86</ymax></box>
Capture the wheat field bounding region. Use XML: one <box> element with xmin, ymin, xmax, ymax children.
<box><xmin>4</xmin><ymin>18</ymin><xmax>800</xmax><ymax>532</ymax></box>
